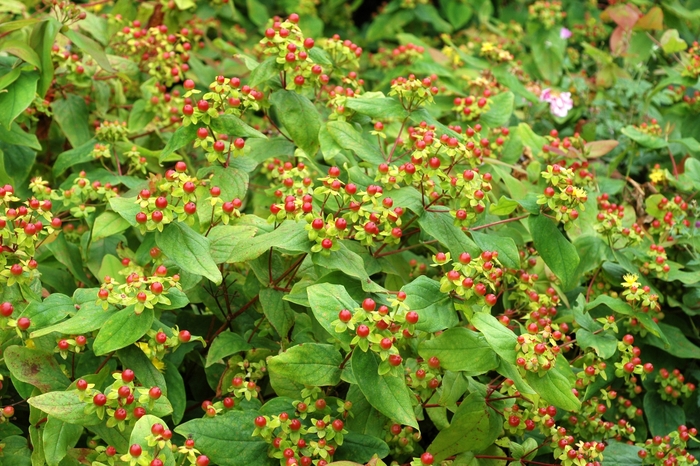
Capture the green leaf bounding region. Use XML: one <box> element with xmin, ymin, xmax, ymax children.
<box><xmin>428</xmin><ymin>393</ymin><xmax>497</xmax><ymax>462</ymax></box>
<box><xmin>92</xmin><ymin>306</ymin><xmax>154</xmax><ymax>355</ymax></box>
<box><xmin>27</xmin><ymin>391</ymin><xmax>100</xmax><ymax>425</ymax></box>
<box><xmin>529</xmin><ymin>214</ymin><xmax>580</xmax><ymax>291</ymax></box>
<box><xmin>312</xmin><ymin>241</ymin><xmax>382</xmax><ymax>292</ymax></box>
<box><xmin>418</xmin><ymin>327</ymin><xmax>498</xmax><ymax>374</ymax></box>
<box><xmin>1</xmin><ymin>40</ymin><xmax>41</xmax><ymax>69</ymax></box>
<box><xmin>270</xmin><ymin>91</ymin><xmax>321</xmax><ymax>157</ymax></box>
<box><xmin>442</xmin><ymin>0</ymin><xmax>473</xmax><ymax>29</ymax></box>
<box><xmin>246</xmin><ymin>0</ymin><xmax>269</xmax><ymax>26</ymax></box>
<box><xmin>576</xmin><ymin>329</ymin><xmax>618</xmax><ymax>359</ymax></box>
<box><xmin>92</xmin><ymin>211</ymin><xmax>131</xmax><ymax>241</ymax></box>
<box><xmin>226</xmin><ymin>221</ymin><xmax>309</xmax><ymax>263</ymax></box>
<box><xmin>399</xmin><ymin>276</ymin><xmax>459</xmax><ymax>332</ymax></box>
<box><xmin>643</xmin><ymin>323</ymin><xmax>700</xmax><ymax>358</ymax></box>
<box><xmin>248</xmin><ymin>57</ymin><xmax>278</xmax><ymax>88</ymax></box>
<box><xmin>671</xmin><ymin>137</ymin><xmax>700</xmax><ymax>153</ymax></box>
<box><xmin>117</xmin><ymin>345</ymin><xmax>166</xmax><ymax>395</ymax></box>
<box><xmin>419</xmin><ymin>210</ymin><xmax>480</xmax><ymax>258</ymax></box>
<box><xmin>621</xmin><ymin>125</ymin><xmax>668</xmax><ymax>149</ymax></box>
<box><xmin>129</xmin><ymin>415</ymin><xmax>176</xmax><ymax>464</ymax></box>
<box><xmin>53</xmin><ymin>138</ymin><xmax>97</xmax><ymax>176</ymax></box>
<box><xmin>175</xmin><ymin>411</ymin><xmax>275</xmax><ymax>466</ymax></box>
<box><xmin>259</xmin><ymin>288</ymin><xmax>295</xmax><ymax>339</ymax></box>
<box><xmin>660</xmin><ymin>29</ymin><xmax>687</xmax><ymax>54</ymax></box>
<box><xmin>480</xmin><ymin>92</ymin><xmax>514</xmax><ymax>127</ymax></box>
<box><xmin>208</xmin><ymin>225</ymin><xmax>258</xmax><ymax>263</ymax></box>
<box><xmin>524</xmin><ymin>356</ymin><xmax>581</xmax><ymax>411</ymax></box>
<box><xmin>4</xmin><ymin>346</ymin><xmax>71</xmax><ymax>392</ymax></box>
<box><xmin>159</xmin><ymin>123</ymin><xmax>199</xmax><ymax>162</ymax></box>
<box><xmin>334</xmin><ymin>432</ymin><xmax>390</xmax><ymax>463</ymax></box>
<box><xmin>643</xmin><ymin>391</ymin><xmax>685</xmax><ymax>437</ymax></box>
<box><xmin>156</xmin><ymin>222</ymin><xmax>222</xmax><ymax>284</ymax></box>
<box><xmin>45</xmin><ymin>232</ymin><xmax>92</xmax><ymax>285</ymax></box>
<box><xmin>0</xmin><ymin>71</ymin><xmax>38</xmax><ymax>130</ymax></box>
<box><xmin>307</xmin><ymin>283</ymin><xmax>357</xmax><ymax>348</ymax></box>
<box><xmin>488</xmin><ymin>196</ymin><xmax>519</xmax><ymax>216</ymax></box>
<box><xmin>268</xmin><ymin>343</ymin><xmax>343</xmax><ymax>386</ymax></box>
<box><xmin>0</xmin><ymin>67</ymin><xmax>21</xmax><ymax>92</ymax></box>
<box><xmin>19</xmin><ymin>293</ymin><xmax>73</xmax><ymax>329</ymax></box>
<box><xmin>108</xmin><ymin>196</ymin><xmax>142</xmax><ymax>227</ymax></box>
<box><xmin>345</xmin><ymin>385</ymin><xmax>387</xmax><ymax>437</ymax></box>
<box><xmin>29</xmin><ymin>19</ymin><xmax>59</xmax><ymax>97</ymax></box>
<box><xmin>127</xmin><ymin>99</ymin><xmax>155</xmax><ymax>132</ymax></box>
<box><xmin>205</xmin><ymin>331</ymin><xmax>251</xmax><ymax>367</ymax></box>
<box><xmin>200</xmin><ymin>165</ymin><xmax>249</xmax><ymax>202</ymax></box>
<box><xmin>51</xmin><ymin>94</ymin><xmax>92</xmax><ymax>148</ymax></box>
<box><xmin>351</xmin><ymin>350</ymin><xmax>418</xmax><ymax>429</ymax></box>
<box><xmin>600</xmin><ymin>440</ymin><xmax>643</xmax><ymax>466</ymax></box>
<box><xmin>470</xmin><ymin>312</ymin><xmax>518</xmax><ymax>362</ymax></box>
<box><xmin>366</xmin><ymin>10</ymin><xmax>415</xmax><ymax>42</ymax></box>
<box><xmin>344</xmin><ymin>94</ymin><xmax>409</xmax><ymax>119</ymax></box>
<box><xmin>209</xmin><ymin>114</ymin><xmax>267</xmax><ymax>139</ymax></box>
<box><xmin>30</xmin><ymin>302</ymin><xmax>112</xmax><ymax>338</ymax></box>
<box><xmin>586</xmin><ymin>295</ymin><xmax>667</xmax><ymax>343</ymax></box>
<box><xmin>43</xmin><ymin>418</ymin><xmax>82</xmax><ymax>466</ymax></box>
<box><xmin>327</xmin><ymin>121</ymin><xmax>385</xmax><ymax>165</ymax></box>
<box><xmin>0</xmin><ymin>122</ymin><xmax>40</xmax><ymax>150</ymax></box>
<box><xmin>470</xmin><ymin>231</ymin><xmax>520</xmax><ymax>269</ymax></box>
<box><xmin>63</xmin><ymin>29</ymin><xmax>114</xmax><ymax>73</ymax></box>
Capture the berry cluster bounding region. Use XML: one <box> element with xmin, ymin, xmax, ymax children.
<box><xmin>384</xmin><ymin>423</ymin><xmax>422</xmax><ymax>457</ymax></box>
<box><xmin>436</xmin><ymin>251</ymin><xmax>502</xmax><ymax>311</ymax></box>
<box><xmin>389</xmin><ymin>75</ymin><xmax>439</xmax><ymax>111</ymax></box>
<box><xmin>321</xmin><ymin>35</ymin><xmax>362</xmax><ymax>70</ymax></box>
<box><xmin>259</xmin><ymin>14</ymin><xmax>325</xmax><ymax>91</ymax></box>
<box><xmin>113</xmin><ymin>22</ymin><xmax>194</xmax><ymax>86</ymax></box>
<box><xmin>595</xmin><ymin>193</ymin><xmax>643</xmax><ymax>246</ymax></box>
<box><xmin>637</xmin><ymin>426</ymin><xmax>698</xmax><ymax>465</ymax></box>
<box><xmin>452</xmin><ymin>90</ymin><xmax>493</xmax><ymax>121</ymax></box>
<box><xmin>332</xmin><ymin>295</ymin><xmax>418</xmax><ymax>373</ymax></box>
<box><xmin>528</xmin><ymin>0</ymin><xmax>566</xmax><ymax>29</ymax></box>
<box><xmin>370</xmin><ymin>43</ymin><xmax>425</xmax><ymax>68</ymax></box>
<box><xmin>681</xmin><ymin>41</ymin><xmax>700</xmax><ymax>79</ymax></box>
<box><xmin>656</xmin><ymin>368</ymin><xmax>696</xmax><ymax>403</ymax></box>
<box><xmin>537</xmin><ymin>164</ymin><xmax>588</xmax><ymax>228</ymax></box>
<box><xmin>182</xmin><ymin>75</ymin><xmax>263</xmax><ymax>128</ymax></box>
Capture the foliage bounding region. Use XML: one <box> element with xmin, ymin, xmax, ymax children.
<box><xmin>3</xmin><ymin>1</ymin><xmax>700</xmax><ymax>466</ymax></box>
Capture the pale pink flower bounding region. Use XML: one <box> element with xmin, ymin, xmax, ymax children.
<box><xmin>540</xmin><ymin>88</ymin><xmax>573</xmax><ymax>118</ymax></box>
<box><xmin>560</xmin><ymin>27</ymin><xmax>572</xmax><ymax>40</ymax></box>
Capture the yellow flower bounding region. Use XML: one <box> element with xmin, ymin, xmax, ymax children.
<box><xmin>621</xmin><ymin>274</ymin><xmax>639</xmax><ymax>288</ymax></box>
<box><xmin>649</xmin><ymin>166</ymin><xmax>666</xmax><ymax>184</ymax></box>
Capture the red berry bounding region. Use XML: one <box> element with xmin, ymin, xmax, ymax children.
<box><xmin>421</xmin><ymin>452</ymin><xmax>434</xmax><ymax>465</ymax></box>
<box><xmin>356</xmin><ymin>324</ymin><xmax>370</xmax><ymax>338</ymax></box>
<box><xmin>405</xmin><ymin>311</ymin><xmax>419</xmax><ymax>324</ymax></box>
<box><xmin>362</xmin><ymin>298</ymin><xmax>376</xmax><ymax>312</ymax></box>
<box><xmin>17</xmin><ymin>317</ymin><xmax>30</xmax><ymax>330</ymax></box>
<box><xmin>149</xmin><ymin>387</ymin><xmax>162</xmax><ymax>399</ymax></box>
<box><xmin>129</xmin><ymin>444</ymin><xmax>142</xmax><ymax>457</ymax></box>
<box><xmin>179</xmin><ymin>330</ymin><xmax>191</xmax><ymax>342</ymax></box>
<box><xmin>254</xmin><ymin>416</ymin><xmax>267</xmax><ymax>428</ymax></box>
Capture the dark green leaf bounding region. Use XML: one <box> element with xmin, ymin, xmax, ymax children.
<box><xmin>30</xmin><ymin>302</ymin><xmax>112</xmax><ymax>338</ymax></box>
<box><xmin>307</xmin><ymin>283</ymin><xmax>356</xmax><ymax>349</ymax></box>
<box><xmin>470</xmin><ymin>312</ymin><xmax>518</xmax><ymax>362</ymax></box>
<box><xmin>524</xmin><ymin>356</ymin><xmax>581</xmax><ymax>411</ymax></box>
<box><xmin>92</xmin><ymin>211</ymin><xmax>131</xmax><ymax>241</ymax></box>
<box><xmin>600</xmin><ymin>440</ymin><xmax>643</xmax><ymax>466</ymax></box>
<box><xmin>259</xmin><ymin>288</ymin><xmax>295</xmax><ymax>338</ymax></box>
<box><xmin>248</xmin><ymin>57</ymin><xmax>278</xmax><ymax>88</ymax></box>
<box><xmin>19</xmin><ymin>293</ymin><xmax>73</xmax><ymax>329</ymax></box>
<box><xmin>344</xmin><ymin>94</ymin><xmax>409</xmax><ymax>119</ymax></box>
<box><xmin>621</xmin><ymin>126</ymin><xmax>667</xmax><ymax>149</ymax></box>
<box><xmin>529</xmin><ymin>214</ymin><xmax>580</xmax><ymax>291</ymax></box>
<box><xmin>52</xmin><ymin>94</ymin><xmax>92</xmax><ymax>148</ymax></box>
<box><xmin>270</xmin><ymin>91</ymin><xmax>321</xmax><ymax>157</ymax></box>
<box><xmin>400</xmin><ymin>276</ymin><xmax>458</xmax><ymax>332</ymax></box>
<box><xmin>127</xmin><ymin>99</ymin><xmax>155</xmax><ymax>132</ymax></box>
<box><xmin>327</xmin><ymin>121</ymin><xmax>384</xmax><ymax>165</ymax></box>
<box><xmin>205</xmin><ymin>331</ymin><xmax>251</xmax><ymax>367</ymax></box>
<box><xmin>63</xmin><ymin>29</ymin><xmax>114</xmax><ymax>72</ymax></box>
<box><xmin>428</xmin><ymin>393</ymin><xmax>497</xmax><ymax>462</ymax></box>
<box><xmin>643</xmin><ymin>323</ymin><xmax>700</xmax><ymax>358</ymax></box>
<box><xmin>643</xmin><ymin>391</ymin><xmax>685</xmax><ymax>437</ymax></box>
<box><xmin>419</xmin><ymin>210</ymin><xmax>479</xmax><ymax>258</ymax></box>
<box><xmin>0</xmin><ymin>122</ymin><xmax>41</xmax><ymax>150</ymax></box>
<box><xmin>27</xmin><ymin>391</ymin><xmax>100</xmax><ymax>425</ymax></box>
<box><xmin>159</xmin><ymin>123</ymin><xmax>199</xmax><ymax>162</ymax></box>
<box><xmin>93</xmin><ymin>306</ymin><xmax>154</xmax><ymax>355</ymax></box>
<box><xmin>4</xmin><ymin>346</ymin><xmax>71</xmax><ymax>392</ymax></box>
<box><xmin>268</xmin><ymin>343</ymin><xmax>343</xmax><ymax>386</ymax></box>
<box><xmin>226</xmin><ymin>221</ymin><xmax>309</xmax><ymax>263</ymax></box>
<box><xmin>470</xmin><ymin>231</ymin><xmax>520</xmax><ymax>269</ymax></box>
<box><xmin>42</xmin><ymin>418</ymin><xmax>82</xmax><ymax>466</ymax></box>
<box><xmin>209</xmin><ymin>114</ymin><xmax>267</xmax><ymax>139</ymax></box>
<box><xmin>53</xmin><ymin>138</ymin><xmax>97</xmax><ymax>176</ymax></box>
<box><xmin>0</xmin><ymin>71</ymin><xmax>38</xmax><ymax>130</ymax></box>
<box><xmin>156</xmin><ymin>222</ymin><xmax>222</xmax><ymax>284</ymax></box>
<box><xmin>418</xmin><ymin>327</ymin><xmax>498</xmax><ymax>374</ymax></box>
<box><xmin>334</xmin><ymin>432</ymin><xmax>390</xmax><ymax>463</ymax></box>
<box><xmin>45</xmin><ymin>232</ymin><xmax>91</xmax><ymax>285</ymax></box>
<box><xmin>480</xmin><ymin>92</ymin><xmax>514</xmax><ymax>127</ymax></box>
<box><xmin>117</xmin><ymin>345</ymin><xmax>167</xmax><ymax>395</ymax></box>
<box><xmin>175</xmin><ymin>411</ymin><xmax>275</xmax><ymax>466</ymax></box>
<box><xmin>351</xmin><ymin>350</ymin><xmax>418</xmax><ymax>429</ymax></box>
<box><xmin>29</xmin><ymin>19</ymin><xmax>59</xmax><ymax>97</ymax></box>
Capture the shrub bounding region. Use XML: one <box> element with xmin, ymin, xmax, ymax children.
<box><xmin>2</xmin><ymin>1</ymin><xmax>700</xmax><ymax>466</ymax></box>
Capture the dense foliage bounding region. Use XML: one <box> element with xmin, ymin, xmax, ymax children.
<box><xmin>3</xmin><ymin>0</ymin><xmax>700</xmax><ymax>465</ymax></box>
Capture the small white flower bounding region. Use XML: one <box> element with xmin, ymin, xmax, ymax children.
<box><xmin>539</xmin><ymin>88</ymin><xmax>573</xmax><ymax>118</ymax></box>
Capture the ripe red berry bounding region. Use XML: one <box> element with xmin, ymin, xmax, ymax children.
<box><xmin>179</xmin><ymin>330</ymin><xmax>191</xmax><ymax>342</ymax></box>
<box><xmin>405</xmin><ymin>311</ymin><xmax>419</xmax><ymax>324</ymax></box>
<box><xmin>149</xmin><ymin>387</ymin><xmax>162</xmax><ymax>399</ymax></box>
<box><xmin>17</xmin><ymin>317</ymin><xmax>30</xmax><ymax>330</ymax></box>
<box><xmin>129</xmin><ymin>444</ymin><xmax>142</xmax><ymax>457</ymax></box>
<box><xmin>254</xmin><ymin>416</ymin><xmax>267</xmax><ymax>428</ymax></box>
<box><xmin>421</xmin><ymin>452</ymin><xmax>434</xmax><ymax>465</ymax></box>
<box><xmin>356</xmin><ymin>324</ymin><xmax>370</xmax><ymax>338</ymax></box>
<box><xmin>0</xmin><ymin>302</ymin><xmax>13</xmax><ymax>317</ymax></box>
<box><xmin>362</xmin><ymin>298</ymin><xmax>376</xmax><ymax>312</ymax></box>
